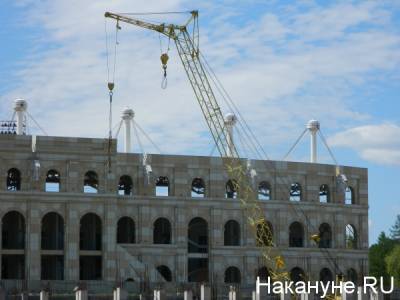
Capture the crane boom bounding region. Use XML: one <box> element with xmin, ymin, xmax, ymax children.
<box><xmin>105</xmin><ymin>10</ymin><xmax>286</xmax><ymax>279</ymax></box>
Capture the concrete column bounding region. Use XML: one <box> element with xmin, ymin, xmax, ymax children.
<box><xmin>300</xmin><ymin>293</ymin><xmax>309</xmax><ymax>300</ymax></box>
<box><xmin>21</xmin><ymin>292</ymin><xmax>29</xmax><ymax>300</ymax></box>
<box><xmin>75</xmin><ymin>289</ymin><xmax>88</xmax><ymax>300</ymax></box>
<box><xmin>40</xmin><ymin>290</ymin><xmax>50</xmax><ymax>300</ymax></box>
<box><xmin>153</xmin><ymin>289</ymin><xmax>165</xmax><ymax>300</ymax></box>
<box><xmin>184</xmin><ymin>290</ymin><xmax>193</xmax><ymax>300</ymax></box>
<box><xmin>252</xmin><ymin>291</ymin><xmax>259</xmax><ymax>300</ymax></box>
<box><xmin>114</xmin><ymin>287</ymin><xmax>128</xmax><ymax>300</ymax></box>
<box><xmin>201</xmin><ymin>284</ymin><xmax>211</xmax><ymax>300</ymax></box>
<box><xmin>280</xmin><ymin>292</ymin><xmax>291</xmax><ymax>300</ymax></box>
<box><xmin>229</xmin><ymin>287</ymin><xmax>237</xmax><ymax>300</ymax></box>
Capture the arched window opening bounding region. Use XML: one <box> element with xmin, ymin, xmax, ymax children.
<box><xmin>118</xmin><ymin>175</ymin><xmax>133</xmax><ymax>196</ymax></box>
<box><xmin>191</xmin><ymin>178</ymin><xmax>205</xmax><ymax>198</ymax></box>
<box><xmin>290</xmin><ymin>183</ymin><xmax>302</xmax><ymax>201</ymax></box>
<box><xmin>41</xmin><ymin>255</ymin><xmax>64</xmax><ymax>280</ymax></box>
<box><xmin>320</xmin><ymin>268</ymin><xmax>333</xmax><ymax>284</ymax></box>
<box><xmin>84</xmin><ymin>171</ymin><xmax>98</xmax><ymax>194</ymax></box>
<box><xmin>2</xmin><ymin>255</ymin><xmax>25</xmax><ymax>279</ymax></box>
<box><xmin>2</xmin><ymin>211</ymin><xmax>25</xmax><ymax>249</ymax></box>
<box><xmin>319</xmin><ymin>184</ymin><xmax>329</xmax><ymax>203</ymax></box>
<box><xmin>80</xmin><ymin>213</ymin><xmax>102</xmax><ymax>250</ymax></box>
<box><xmin>345</xmin><ymin>224</ymin><xmax>357</xmax><ymax>249</ymax></box>
<box><xmin>155</xmin><ymin>176</ymin><xmax>169</xmax><ymax>196</ymax></box>
<box><xmin>224</xmin><ymin>220</ymin><xmax>240</xmax><ymax>246</ymax></box>
<box><xmin>7</xmin><ymin>168</ymin><xmax>21</xmax><ymax>191</ymax></box>
<box><xmin>156</xmin><ymin>265</ymin><xmax>172</xmax><ymax>282</ymax></box>
<box><xmin>45</xmin><ymin>169</ymin><xmax>60</xmax><ymax>192</ymax></box>
<box><xmin>319</xmin><ymin>223</ymin><xmax>332</xmax><ymax>248</ymax></box>
<box><xmin>345</xmin><ymin>186</ymin><xmax>354</xmax><ymax>205</ymax></box>
<box><xmin>290</xmin><ymin>267</ymin><xmax>305</xmax><ymax>283</ymax></box>
<box><xmin>258</xmin><ymin>181</ymin><xmax>271</xmax><ymax>200</ymax></box>
<box><xmin>41</xmin><ymin>212</ymin><xmax>64</xmax><ymax>250</ymax></box>
<box><xmin>289</xmin><ymin>222</ymin><xmax>304</xmax><ymax>247</ymax></box>
<box><xmin>256</xmin><ymin>220</ymin><xmax>273</xmax><ymax>247</ymax></box>
<box><xmin>153</xmin><ymin>218</ymin><xmax>171</xmax><ymax>244</ymax></box>
<box><xmin>224</xmin><ymin>266</ymin><xmax>241</xmax><ymax>284</ymax></box>
<box><xmin>225</xmin><ymin>179</ymin><xmax>238</xmax><ymax>199</ymax></box>
<box><xmin>347</xmin><ymin>268</ymin><xmax>358</xmax><ymax>285</ymax></box>
<box><xmin>80</xmin><ymin>256</ymin><xmax>102</xmax><ymax>280</ymax></box>
<box><xmin>257</xmin><ymin>267</ymin><xmax>271</xmax><ymax>282</ymax></box>
<box><xmin>117</xmin><ymin>217</ymin><xmax>135</xmax><ymax>244</ymax></box>
<box><xmin>188</xmin><ymin>217</ymin><xmax>208</xmax><ymax>253</ymax></box>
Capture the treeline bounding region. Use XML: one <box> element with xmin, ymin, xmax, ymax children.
<box><xmin>369</xmin><ymin>215</ymin><xmax>400</xmax><ymax>287</ymax></box>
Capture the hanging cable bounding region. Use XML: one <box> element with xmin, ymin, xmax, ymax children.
<box><xmin>282</xmin><ymin>128</ymin><xmax>308</xmax><ymax>161</ymax></box>
<box><xmin>105</xmin><ymin>17</ymin><xmax>121</xmax><ymax>171</ymax></box>
<box><xmin>26</xmin><ymin>112</ymin><xmax>48</xmax><ymax>136</ymax></box>
<box><xmin>132</xmin><ymin>122</ymin><xmax>144</xmax><ymax>154</ymax></box>
<box><xmin>133</xmin><ymin>120</ymin><xmax>162</xmax><ymax>154</ymax></box>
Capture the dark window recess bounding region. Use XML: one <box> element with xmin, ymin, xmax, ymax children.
<box><xmin>41</xmin><ymin>212</ymin><xmax>64</xmax><ymax>250</ymax></box>
<box><xmin>80</xmin><ymin>213</ymin><xmax>102</xmax><ymax>251</ymax></box>
<box><xmin>41</xmin><ymin>255</ymin><xmax>64</xmax><ymax>280</ymax></box>
<box><xmin>225</xmin><ymin>179</ymin><xmax>238</xmax><ymax>199</ymax></box>
<box><xmin>224</xmin><ymin>220</ymin><xmax>240</xmax><ymax>246</ymax></box>
<box><xmin>155</xmin><ymin>176</ymin><xmax>169</xmax><ymax>196</ymax></box>
<box><xmin>45</xmin><ymin>169</ymin><xmax>60</xmax><ymax>192</ymax></box>
<box><xmin>188</xmin><ymin>258</ymin><xmax>208</xmax><ymax>283</ymax></box>
<box><xmin>289</xmin><ymin>222</ymin><xmax>304</xmax><ymax>247</ymax></box>
<box><xmin>188</xmin><ymin>217</ymin><xmax>208</xmax><ymax>253</ymax></box>
<box><xmin>153</xmin><ymin>218</ymin><xmax>171</xmax><ymax>244</ymax></box>
<box><xmin>224</xmin><ymin>266</ymin><xmax>241</xmax><ymax>284</ymax></box>
<box><xmin>84</xmin><ymin>171</ymin><xmax>99</xmax><ymax>193</ymax></box>
<box><xmin>7</xmin><ymin>168</ymin><xmax>21</xmax><ymax>191</ymax></box>
<box><xmin>191</xmin><ymin>178</ymin><xmax>205</xmax><ymax>198</ymax></box>
<box><xmin>1</xmin><ymin>255</ymin><xmax>25</xmax><ymax>279</ymax></box>
<box><xmin>2</xmin><ymin>211</ymin><xmax>25</xmax><ymax>249</ymax></box>
<box><xmin>80</xmin><ymin>256</ymin><xmax>102</xmax><ymax>280</ymax></box>
<box><xmin>117</xmin><ymin>217</ymin><xmax>135</xmax><ymax>244</ymax></box>
<box><xmin>118</xmin><ymin>175</ymin><xmax>133</xmax><ymax>196</ymax></box>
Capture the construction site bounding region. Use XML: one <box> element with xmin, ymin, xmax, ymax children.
<box><xmin>0</xmin><ymin>9</ymin><xmax>373</xmax><ymax>300</ymax></box>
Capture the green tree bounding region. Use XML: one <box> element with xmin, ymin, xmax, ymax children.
<box><xmin>385</xmin><ymin>245</ymin><xmax>400</xmax><ymax>287</ymax></box>
<box><xmin>369</xmin><ymin>232</ymin><xmax>397</xmax><ymax>285</ymax></box>
<box><xmin>390</xmin><ymin>215</ymin><xmax>400</xmax><ymax>242</ymax></box>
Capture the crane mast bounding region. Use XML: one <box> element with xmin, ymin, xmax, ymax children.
<box><xmin>105</xmin><ymin>10</ymin><xmax>286</xmax><ymax>280</ymax></box>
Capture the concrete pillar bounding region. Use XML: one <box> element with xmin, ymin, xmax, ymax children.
<box><xmin>280</xmin><ymin>292</ymin><xmax>291</xmax><ymax>300</ymax></box>
<box><xmin>300</xmin><ymin>293</ymin><xmax>309</xmax><ymax>300</ymax></box>
<box><xmin>184</xmin><ymin>290</ymin><xmax>193</xmax><ymax>300</ymax></box>
<box><xmin>358</xmin><ymin>287</ymin><xmax>370</xmax><ymax>300</ymax></box>
<box><xmin>154</xmin><ymin>289</ymin><xmax>165</xmax><ymax>300</ymax></box>
<box><xmin>75</xmin><ymin>289</ymin><xmax>88</xmax><ymax>300</ymax></box>
<box><xmin>201</xmin><ymin>284</ymin><xmax>211</xmax><ymax>300</ymax></box>
<box><xmin>21</xmin><ymin>293</ymin><xmax>28</xmax><ymax>300</ymax></box>
<box><xmin>40</xmin><ymin>290</ymin><xmax>50</xmax><ymax>300</ymax></box>
<box><xmin>252</xmin><ymin>291</ymin><xmax>259</xmax><ymax>300</ymax></box>
<box><xmin>229</xmin><ymin>287</ymin><xmax>237</xmax><ymax>300</ymax></box>
<box><xmin>114</xmin><ymin>287</ymin><xmax>128</xmax><ymax>300</ymax></box>
<box><xmin>368</xmin><ymin>289</ymin><xmax>383</xmax><ymax>300</ymax></box>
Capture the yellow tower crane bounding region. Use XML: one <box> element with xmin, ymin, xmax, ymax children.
<box><xmin>105</xmin><ymin>11</ymin><xmax>343</xmax><ymax>299</ymax></box>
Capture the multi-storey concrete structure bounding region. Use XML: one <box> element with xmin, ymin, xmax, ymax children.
<box><xmin>0</xmin><ymin>133</ymin><xmax>368</xmax><ymax>294</ymax></box>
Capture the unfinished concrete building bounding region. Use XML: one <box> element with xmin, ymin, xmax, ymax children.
<box><xmin>0</xmin><ymin>102</ymin><xmax>368</xmax><ymax>297</ymax></box>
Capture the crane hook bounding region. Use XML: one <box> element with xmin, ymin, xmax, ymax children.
<box><xmin>160</xmin><ymin>53</ymin><xmax>169</xmax><ymax>89</ymax></box>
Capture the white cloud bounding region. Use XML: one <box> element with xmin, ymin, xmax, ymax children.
<box><xmin>329</xmin><ymin>123</ymin><xmax>400</xmax><ymax>166</ymax></box>
<box><xmin>1</xmin><ymin>1</ymin><xmax>399</xmax><ymax>158</ymax></box>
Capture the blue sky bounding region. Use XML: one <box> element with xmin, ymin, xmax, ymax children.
<box><xmin>1</xmin><ymin>0</ymin><xmax>399</xmax><ymax>244</ymax></box>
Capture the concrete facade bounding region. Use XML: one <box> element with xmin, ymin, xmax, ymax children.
<box><xmin>0</xmin><ymin>134</ymin><xmax>368</xmax><ymax>288</ymax></box>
